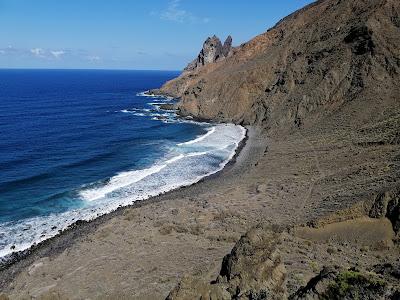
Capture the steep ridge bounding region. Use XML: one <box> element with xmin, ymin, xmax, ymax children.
<box><xmin>157</xmin><ymin>0</ymin><xmax>400</xmax><ymax>135</ymax></box>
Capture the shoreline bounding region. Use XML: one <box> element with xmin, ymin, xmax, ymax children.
<box><xmin>0</xmin><ymin>125</ymin><xmax>253</xmax><ymax>288</ymax></box>
<box><xmin>0</xmin><ymin>89</ymin><xmax>245</xmax><ymax>266</ymax></box>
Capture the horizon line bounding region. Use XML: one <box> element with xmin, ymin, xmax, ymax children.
<box><xmin>0</xmin><ymin>67</ymin><xmax>181</xmax><ymax>72</ymax></box>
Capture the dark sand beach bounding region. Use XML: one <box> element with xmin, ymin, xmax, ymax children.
<box><xmin>0</xmin><ymin>127</ymin><xmax>266</xmax><ymax>298</ymax></box>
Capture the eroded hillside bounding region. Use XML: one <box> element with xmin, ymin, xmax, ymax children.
<box><xmin>156</xmin><ymin>0</ymin><xmax>400</xmax><ymax>136</ymax></box>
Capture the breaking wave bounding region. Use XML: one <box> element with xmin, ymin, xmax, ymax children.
<box><xmin>0</xmin><ymin>92</ymin><xmax>246</xmax><ymax>261</ymax></box>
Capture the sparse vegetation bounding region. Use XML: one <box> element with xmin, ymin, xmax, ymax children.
<box><xmin>309</xmin><ymin>261</ymin><xmax>319</xmax><ymax>273</ymax></box>
<box><xmin>323</xmin><ymin>270</ymin><xmax>386</xmax><ymax>299</ymax></box>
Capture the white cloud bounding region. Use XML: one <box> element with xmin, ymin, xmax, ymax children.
<box><xmin>50</xmin><ymin>50</ymin><xmax>65</xmax><ymax>59</ymax></box>
<box><xmin>160</xmin><ymin>0</ymin><xmax>209</xmax><ymax>24</ymax></box>
<box><xmin>0</xmin><ymin>45</ymin><xmax>20</xmax><ymax>55</ymax></box>
<box><xmin>31</xmin><ymin>48</ymin><xmax>65</xmax><ymax>59</ymax></box>
<box><xmin>87</xmin><ymin>55</ymin><xmax>101</xmax><ymax>62</ymax></box>
<box><xmin>30</xmin><ymin>48</ymin><xmax>45</xmax><ymax>58</ymax></box>
<box><xmin>0</xmin><ymin>46</ymin><xmax>105</xmax><ymax>64</ymax></box>
<box><xmin>161</xmin><ymin>0</ymin><xmax>188</xmax><ymax>23</ymax></box>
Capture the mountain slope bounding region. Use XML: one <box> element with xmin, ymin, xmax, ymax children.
<box><xmin>158</xmin><ymin>0</ymin><xmax>400</xmax><ymax>135</ymax></box>
<box><xmin>158</xmin><ymin>0</ymin><xmax>400</xmax><ymax>298</ymax></box>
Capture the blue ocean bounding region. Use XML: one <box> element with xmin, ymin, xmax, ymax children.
<box><xmin>0</xmin><ymin>69</ymin><xmax>245</xmax><ymax>259</ymax></box>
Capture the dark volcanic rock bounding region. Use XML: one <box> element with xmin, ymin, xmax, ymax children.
<box><xmin>344</xmin><ymin>25</ymin><xmax>375</xmax><ymax>55</ymax></box>
<box><xmin>158</xmin><ymin>103</ymin><xmax>176</xmax><ymax>111</ymax></box>
<box><xmin>373</xmin><ymin>263</ymin><xmax>400</xmax><ymax>280</ymax></box>
<box><xmin>222</xmin><ymin>35</ymin><xmax>233</xmax><ymax>57</ymax></box>
<box><xmin>184</xmin><ymin>35</ymin><xmax>233</xmax><ymax>72</ymax></box>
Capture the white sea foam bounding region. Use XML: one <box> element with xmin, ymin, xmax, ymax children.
<box><xmin>136</xmin><ymin>91</ymin><xmax>154</xmax><ymax>97</ymax></box>
<box><xmin>0</xmin><ymin>92</ymin><xmax>246</xmax><ymax>261</ymax></box>
<box><xmin>186</xmin><ymin>151</ymin><xmax>208</xmax><ymax>157</ymax></box>
<box><xmin>121</xmin><ymin>106</ymin><xmax>176</xmax><ymax>122</ymax></box>
<box><xmin>148</xmin><ymin>102</ymin><xmax>162</xmax><ymax>107</ymax></box>
<box><xmin>136</xmin><ymin>91</ymin><xmax>174</xmax><ymax>101</ymax></box>
<box><xmin>120</xmin><ymin>109</ymin><xmax>147</xmax><ymax>117</ymax></box>
<box><xmin>80</xmin><ymin>153</ymin><xmax>187</xmax><ymax>202</ymax></box>
<box><xmin>177</xmin><ymin>127</ymin><xmax>216</xmax><ymax>146</ymax></box>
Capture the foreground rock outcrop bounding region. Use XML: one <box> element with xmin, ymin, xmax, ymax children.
<box><xmin>167</xmin><ymin>225</ymin><xmax>287</xmax><ymax>300</ymax></box>
<box><xmin>369</xmin><ymin>187</ymin><xmax>400</xmax><ymax>240</ymax></box>
<box><xmin>167</xmin><ymin>215</ymin><xmax>400</xmax><ymax>299</ymax></box>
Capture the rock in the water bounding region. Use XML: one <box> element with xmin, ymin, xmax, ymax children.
<box><xmin>158</xmin><ymin>103</ymin><xmax>176</xmax><ymax>111</ymax></box>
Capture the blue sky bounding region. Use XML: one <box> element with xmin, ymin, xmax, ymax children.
<box><xmin>0</xmin><ymin>0</ymin><xmax>314</xmax><ymax>70</ymax></box>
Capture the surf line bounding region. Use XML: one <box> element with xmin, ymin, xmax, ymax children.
<box><xmin>177</xmin><ymin>127</ymin><xmax>216</xmax><ymax>146</ymax></box>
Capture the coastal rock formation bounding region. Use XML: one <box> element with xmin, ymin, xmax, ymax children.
<box><xmin>222</xmin><ymin>35</ymin><xmax>233</xmax><ymax>58</ymax></box>
<box><xmin>149</xmin><ymin>35</ymin><xmax>233</xmax><ymax>97</ymax></box>
<box><xmin>158</xmin><ymin>0</ymin><xmax>400</xmax><ymax>135</ymax></box>
<box><xmin>166</xmin><ymin>225</ymin><xmax>287</xmax><ymax>300</ymax></box>
<box><xmin>184</xmin><ymin>35</ymin><xmax>233</xmax><ymax>72</ymax></box>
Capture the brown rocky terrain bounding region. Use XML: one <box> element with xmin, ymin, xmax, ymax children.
<box><xmin>1</xmin><ymin>0</ymin><xmax>399</xmax><ymax>299</ymax></box>
<box><xmin>156</xmin><ymin>0</ymin><xmax>400</xmax><ymax>298</ymax></box>
<box><xmin>157</xmin><ymin>0</ymin><xmax>400</xmax><ymax>135</ymax></box>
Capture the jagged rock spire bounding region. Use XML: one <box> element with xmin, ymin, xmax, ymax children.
<box><xmin>222</xmin><ymin>35</ymin><xmax>233</xmax><ymax>57</ymax></box>
<box><xmin>184</xmin><ymin>35</ymin><xmax>233</xmax><ymax>72</ymax></box>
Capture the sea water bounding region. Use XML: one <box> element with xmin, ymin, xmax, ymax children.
<box><xmin>0</xmin><ymin>69</ymin><xmax>245</xmax><ymax>260</ymax></box>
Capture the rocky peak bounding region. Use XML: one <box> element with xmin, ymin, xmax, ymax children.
<box><xmin>202</xmin><ymin>35</ymin><xmax>223</xmax><ymax>64</ymax></box>
<box><xmin>184</xmin><ymin>35</ymin><xmax>233</xmax><ymax>72</ymax></box>
<box><xmin>222</xmin><ymin>35</ymin><xmax>233</xmax><ymax>57</ymax></box>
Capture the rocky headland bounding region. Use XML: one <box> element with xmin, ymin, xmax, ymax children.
<box><xmin>1</xmin><ymin>0</ymin><xmax>399</xmax><ymax>299</ymax></box>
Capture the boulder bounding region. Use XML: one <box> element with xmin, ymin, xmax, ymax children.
<box><xmin>167</xmin><ymin>225</ymin><xmax>287</xmax><ymax>300</ymax></box>
<box><xmin>369</xmin><ymin>188</ymin><xmax>400</xmax><ymax>237</ymax></box>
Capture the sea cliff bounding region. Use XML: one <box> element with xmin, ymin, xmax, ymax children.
<box><xmin>157</xmin><ymin>0</ymin><xmax>399</xmax><ymax>136</ymax></box>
